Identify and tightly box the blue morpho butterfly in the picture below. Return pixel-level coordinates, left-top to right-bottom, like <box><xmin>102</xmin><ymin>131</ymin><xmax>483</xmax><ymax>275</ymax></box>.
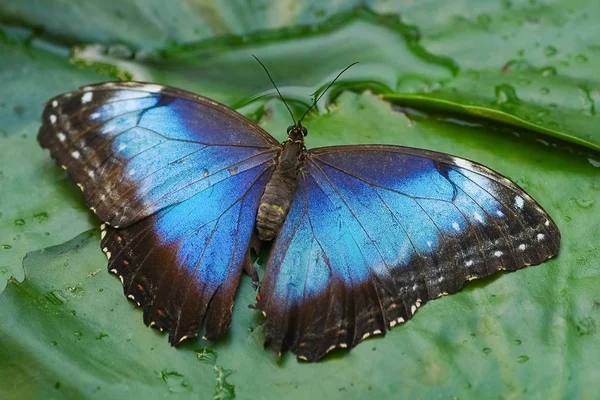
<box><xmin>38</xmin><ymin>60</ymin><xmax>560</xmax><ymax>362</ymax></box>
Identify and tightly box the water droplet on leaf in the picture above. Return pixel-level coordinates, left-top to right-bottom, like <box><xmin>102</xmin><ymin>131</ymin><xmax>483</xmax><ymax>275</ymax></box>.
<box><xmin>541</xmin><ymin>66</ymin><xmax>557</xmax><ymax>76</ymax></box>
<box><xmin>518</xmin><ymin>355</ymin><xmax>530</xmax><ymax>363</ymax></box>
<box><xmin>576</xmin><ymin>199</ymin><xmax>595</xmax><ymax>208</ymax></box>
<box><xmin>544</xmin><ymin>45</ymin><xmax>558</xmax><ymax>56</ymax></box>
<box><xmin>495</xmin><ymin>84</ymin><xmax>520</xmax><ymax>105</ymax></box>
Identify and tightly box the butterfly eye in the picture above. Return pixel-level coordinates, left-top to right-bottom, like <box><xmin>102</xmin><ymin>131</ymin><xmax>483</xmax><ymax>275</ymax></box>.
<box><xmin>287</xmin><ymin>125</ymin><xmax>295</xmax><ymax>134</ymax></box>
<box><xmin>301</xmin><ymin>127</ymin><xmax>308</xmax><ymax>136</ymax></box>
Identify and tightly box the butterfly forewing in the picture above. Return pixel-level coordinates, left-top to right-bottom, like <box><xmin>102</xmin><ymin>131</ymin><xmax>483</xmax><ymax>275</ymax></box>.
<box><xmin>258</xmin><ymin>145</ymin><xmax>560</xmax><ymax>361</ymax></box>
<box><xmin>38</xmin><ymin>82</ymin><xmax>279</xmax><ymax>227</ymax></box>
<box><xmin>38</xmin><ymin>82</ymin><xmax>279</xmax><ymax>343</ymax></box>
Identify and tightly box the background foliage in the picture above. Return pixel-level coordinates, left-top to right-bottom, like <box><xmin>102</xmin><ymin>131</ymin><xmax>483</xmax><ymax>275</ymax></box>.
<box><xmin>1</xmin><ymin>1</ymin><xmax>599</xmax><ymax>399</ymax></box>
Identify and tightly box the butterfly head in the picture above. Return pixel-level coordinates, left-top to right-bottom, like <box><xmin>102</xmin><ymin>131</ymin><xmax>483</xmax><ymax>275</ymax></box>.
<box><xmin>287</xmin><ymin>122</ymin><xmax>308</xmax><ymax>143</ymax></box>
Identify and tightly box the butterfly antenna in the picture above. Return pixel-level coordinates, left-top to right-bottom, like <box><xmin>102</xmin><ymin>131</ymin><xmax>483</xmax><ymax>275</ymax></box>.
<box><xmin>252</xmin><ymin>55</ymin><xmax>296</xmax><ymax>125</ymax></box>
<box><xmin>298</xmin><ymin>62</ymin><xmax>359</xmax><ymax>123</ymax></box>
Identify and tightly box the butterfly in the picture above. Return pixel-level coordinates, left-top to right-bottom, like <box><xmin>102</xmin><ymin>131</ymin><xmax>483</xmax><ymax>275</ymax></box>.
<box><xmin>37</xmin><ymin>78</ymin><xmax>560</xmax><ymax>362</ymax></box>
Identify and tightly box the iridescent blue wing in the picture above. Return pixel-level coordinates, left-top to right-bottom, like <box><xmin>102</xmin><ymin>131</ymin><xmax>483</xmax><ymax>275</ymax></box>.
<box><xmin>38</xmin><ymin>82</ymin><xmax>279</xmax><ymax>227</ymax></box>
<box><xmin>258</xmin><ymin>145</ymin><xmax>560</xmax><ymax>361</ymax></box>
<box><xmin>38</xmin><ymin>82</ymin><xmax>279</xmax><ymax>343</ymax></box>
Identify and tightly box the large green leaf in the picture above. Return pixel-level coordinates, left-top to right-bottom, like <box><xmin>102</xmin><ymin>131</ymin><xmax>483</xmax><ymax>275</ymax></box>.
<box><xmin>1</xmin><ymin>1</ymin><xmax>600</xmax><ymax>399</ymax></box>
<box><xmin>3</xmin><ymin>90</ymin><xmax>600</xmax><ymax>398</ymax></box>
<box><xmin>2</xmin><ymin>1</ymin><xmax>597</xmax><ymax>149</ymax></box>
<box><xmin>387</xmin><ymin>0</ymin><xmax>600</xmax><ymax>149</ymax></box>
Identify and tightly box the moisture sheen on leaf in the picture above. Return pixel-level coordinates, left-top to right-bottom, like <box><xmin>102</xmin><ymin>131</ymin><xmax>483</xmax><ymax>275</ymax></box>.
<box><xmin>0</xmin><ymin>39</ymin><xmax>107</xmax><ymax>292</ymax></box>
<box><xmin>388</xmin><ymin>0</ymin><xmax>600</xmax><ymax>149</ymax></box>
<box><xmin>6</xmin><ymin>2</ymin><xmax>598</xmax><ymax>149</ymax></box>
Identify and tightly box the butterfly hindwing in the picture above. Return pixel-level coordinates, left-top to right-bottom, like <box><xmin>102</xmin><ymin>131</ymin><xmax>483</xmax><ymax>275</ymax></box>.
<box><xmin>258</xmin><ymin>145</ymin><xmax>560</xmax><ymax>361</ymax></box>
<box><xmin>38</xmin><ymin>82</ymin><xmax>279</xmax><ymax>343</ymax></box>
<box><xmin>101</xmin><ymin>163</ymin><xmax>272</xmax><ymax>343</ymax></box>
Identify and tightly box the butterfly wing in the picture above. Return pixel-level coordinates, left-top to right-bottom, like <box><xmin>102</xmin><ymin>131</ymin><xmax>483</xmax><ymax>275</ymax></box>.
<box><xmin>38</xmin><ymin>82</ymin><xmax>279</xmax><ymax>227</ymax></box>
<box><xmin>257</xmin><ymin>145</ymin><xmax>560</xmax><ymax>361</ymax></box>
<box><xmin>38</xmin><ymin>82</ymin><xmax>279</xmax><ymax>343</ymax></box>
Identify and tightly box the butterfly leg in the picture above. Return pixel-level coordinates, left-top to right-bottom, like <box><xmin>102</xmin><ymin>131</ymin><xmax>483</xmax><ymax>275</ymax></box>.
<box><xmin>244</xmin><ymin>233</ymin><xmax>261</xmax><ymax>290</ymax></box>
<box><xmin>244</xmin><ymin>251</ymin><xmax>260</xmax><ymax>291</ymax></box>
<box><xmin>243</xmin><ymin>233</ymin><xmax>262</xmax><ymax>290</ymax></box>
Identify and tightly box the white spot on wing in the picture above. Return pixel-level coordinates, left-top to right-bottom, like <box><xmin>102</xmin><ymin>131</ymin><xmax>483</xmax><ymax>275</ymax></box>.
<box><xmin>90</xmin><ymin>112</ymin><xmax>100</xmax><ymax>120</ymax></box>
<box><xmin>128</xmin><ymin>169</ymin><xmax>136</xmax><ymax>176</ymax></box>
<box><xmin>362</xmin><ymin>333</ymin><xmax>370</xmax><ymax>340</ymax></box>
<box><xmin>51</xmin><ymin>100</ymin><xmax>58</xmax><ymax>107</ymax></box>
<box><xmin>427</xmin><ymin>241</ymin><xmax>432</xmax><ymax>248</ymax></box>
<box><xmin>452</xmin><ymin>157</ymin><xmax>472</xmax><ymax>170</ymax></box>
<box><xmin>473</xmin><ymin>212</ymin><xmax>484</xmax><ymax>223</ymax></box>
<box><xmin>339</xmin><ymin>343</ymin><xmax>348</xmax><ymax>349</ymax></box>
<box><xmin>88</xmin><ymin>170</ymin><xmax>95</xmax><ymax>178</ymax></box>
<box><xmin>57</xmin><ymin>132</ymin><xmax>66</xmax><ymax>142</ymax></box>
<box><xmin>537</xmin><ymin>233</ymin><xmax>545</xmax><ymax>241</ymax></box>
<box><xmin>515</xmin><ymin>196</ymin><xmax>524</xmax><ymax>209</ymax></box>
<box><xmin>466</xmin><ymin>260</ymin><xmax>474</xmax><ymax>267</ymax></box>
<box><xmin>518</xmin><ymin>244</ymin><xmax>527</xmax><ymax>250</ymax></box>
<box><xmin>49</xmin><ymin>114</ymin><xmax>57</xmax><ymax>124</ymax></box>
<box><xmin>71</xmin><ymin>151</ymin><xmax>80</xmax><ymax>160</ymax></box>
<box><xmin>139</xmin><ymin>84</ymin><xmax>163</xmax><ymax>93</ymax></box>
<box><xmin>81</xmin><ymin>92</ymin><xmax>93</xmax><ymax>104</ymax></box>
<box><xmin>118</xmin><ymin>143</ymin><xmax>127</xmax><ymax>151</ymax></box>
<box><xmin>373</xmin><ymin>330</ymin><xmax>382</xmax><ymax>335</ymax></box>
<box><xmin>496</xmin><ymin>210</ymin><xmax>505</xmax><ymax>217</ymax></box>
<box><xmin>452</xmin><ymin>221</ymin><xmax>460</xmax><ymax>231</ymax></box>
<box><xmin>411</xmin><ymin>305</ymin><xmax>417</xmax><ymax>315</ymax></box>
<box><xmin>544</xmin><ymin>220</ymin><xmax>550</xmax><ymax>226</ymax></box>
<box><xmin>178</xmin><ymin>335</ymin><xmax>189</xmax><ymax>344</ymax></box>
<box><xmin>494</xmin><ymin>250</ymin><xmax>503</xmax><ymax>257</ymax></box>
<box><xmin>101</xmin><ymin>230</ymin><xmax>106</xmax><ymax>239</ymax></box>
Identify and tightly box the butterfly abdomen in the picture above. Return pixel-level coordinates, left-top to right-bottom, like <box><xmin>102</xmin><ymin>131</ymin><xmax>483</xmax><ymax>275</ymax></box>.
<box><xmin>257</xmin><ymin>141</ymin><xmax>304</xmax><ymax>241</ymax></box>
<box><xmin>257</xmin><ymin>170</ymin><xmax>296</xmax><ymax>241</ymax></box>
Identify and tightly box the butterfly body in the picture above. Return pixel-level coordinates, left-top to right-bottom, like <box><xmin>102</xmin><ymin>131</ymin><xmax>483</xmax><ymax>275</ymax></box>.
<box><xmin>38</xmin><ymin>81</ymin><xmax>560</xmax><ymax>362</ymax></box>
<box><xmin>257</xmin><ymin>125</ymin><xmax>307</xmax><ymax>241</ymax></box>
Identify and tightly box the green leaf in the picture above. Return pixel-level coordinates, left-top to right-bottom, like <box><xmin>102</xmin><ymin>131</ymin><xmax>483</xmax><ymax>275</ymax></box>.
<box><xmin>0</xmin><ymin>0</ymin><xmax>365</xmax><ymax>49</ymax></box>
<box><xmin>3</xmin><ymin>91</ymin><xmax>600</xmax><ymax>398</ymax></box>
<box><xmin>1</xmin><ymin>1</ymin><xmax>600</xmax><ymax>398</ymax></box>
<box><xmin>0</xmin><ymin>39</ymin><xmax>114</xmax><ymax>291</ymax></box>
<box><xmin>390</xmin><ymin>0</ymin><xmax>600</xmax><ymax>149</ymax></box>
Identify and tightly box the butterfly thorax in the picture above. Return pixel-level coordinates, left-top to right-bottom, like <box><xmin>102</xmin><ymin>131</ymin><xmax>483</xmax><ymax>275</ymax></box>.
<box><xmin>256</xmin><ymin>126</ymin><xmax>306</xmax><ymax>241</ymax></box>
